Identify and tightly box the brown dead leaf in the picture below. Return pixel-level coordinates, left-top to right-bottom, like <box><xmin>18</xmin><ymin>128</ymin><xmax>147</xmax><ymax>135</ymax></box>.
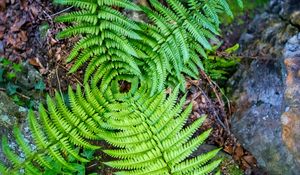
<box><xmin>20</xmin><ymin>0</ymin><xmax>28</xmax><ymax>10</ymax></box>
<box><xmin>0</xmin><ymin>26</ymin><xmax>5</xmax><ymax>39</ymax></box>
<box><xmin>50</xmin><ymin>37</ymin><xmax>58</xmax><ymax>46</ymax></box>
<box><xmin>29</xmin><ymin>5</ymin><xmax>39</xmax><ymax>18</ymax></box>
<box><xmin>223</xmin><ymin>144</ymin><xmax>234</xmax><ymax>154</ymax></box>
<box><xmin>19</xmin><ymin>30</ymin><xmax>28</xmax><ymax>42</ymax></box>
<box><xmin>234</xmin><ymin>145</ymin><xmax>244</xmax><ymax>158</ymax></box>
<box><xmin>186</xmin><ymin>79</ymin><xmax>199</xmax><ymax>89</ymax></box>
<box><xmin>29</xmin><ymin>58</ymin><xmax>48</xmax><ymax>75</ymax></box>
<box><xmin>66</xmin><ymin>63</ymin><xmax>73</xmax><ymax>70</ymax></box>
<box><xmin>39</xmin><ymin>68</ymin><xmax>48</xmax><ymax>75</ymax></box>
<box><xmin>242</xmin><ymin>155</ymin><xmax>256</xmax><ymax>165</ymax></box>
<box><xmin>137</xmin><ymin>0</ymin><xmax>149</xmax><ymax>6</ymax></box>
<box><xmin>29</xmin><ymin>57</ymin><xmax>43</xmax><ymax>67</ymax></box>
<box><xmin>11</xmin><ymin>17</ymin><xmax>27</xmax><ymax>32</ymax></box>
<box><xmin>192</xmin><ymin>100</ymin><xmax>199</xmax><ymax>111</ymax></box>
<box><xmin>214</xmin><ymin>135</ymin><xmax>225</xmax><ymax>146</ymax></box>
<box><xmin>165</xmin><ymin>87</ymin><xmax>172</xmax><ymax>94</ymax></box>
<box><xmin>241</xmin><ymin>158</ymin><xmax>251</xmax><ymax>169</ymax></box>
<box><xmin>7</xmin><ymin>34</ymin><xmax>15</xmax><ymax>46</ymax></box>
<box><xmin>0</xmin><ymin>0</ymin><xmax>5</xmax><ymax>11</ymax></box>
<box><xmin>55</xmin><ymin>47</ymin><xmax>62</xmax><ymax>61</ymax></box>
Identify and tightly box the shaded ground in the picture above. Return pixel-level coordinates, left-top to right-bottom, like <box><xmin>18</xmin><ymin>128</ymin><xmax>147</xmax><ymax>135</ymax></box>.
<box><xmin>0</xmin><ymin>0</ymin><xmax>82</xmax><ymax>95</ymax></box>
<box><xmin>0</xmin><ymin>0</ymin><xmax>267</xmax><ymax>174</ymax></box>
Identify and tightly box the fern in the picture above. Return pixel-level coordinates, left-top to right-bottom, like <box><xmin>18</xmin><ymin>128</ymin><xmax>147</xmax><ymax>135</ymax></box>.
<box><xmin>137</xmin><ymin>0</ymin><xmax>239</xmax><ymax>90</ymax></box>
<box><xmin>0</xmin><ymin>0</ymin><xmax>243</xmax><ymax>174</ymax></box>
<box><xmin>1</xmin><ymin>85</ymin><xmax>221</xmax><ymax>175</ymax></box>
<box><xmin>54</xmin><ymin>0</ymin><xmax>240</xmax><ymax>93</ymax></box>
<box><xmin>100</xmin><ymin>87</ymin><xmax>222</xmax><ymax>174</ymax></box>
<box><xmin>0</xmin><ymin>88</ymin><xmax>102</xmax><ymax>174</ymax></box>
<box><xmin>54</xmin><ymin>0</ymin><xmax>171</xmax><ymax>95</ymax></box>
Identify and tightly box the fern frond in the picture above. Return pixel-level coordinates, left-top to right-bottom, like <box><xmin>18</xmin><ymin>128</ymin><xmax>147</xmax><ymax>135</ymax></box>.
<box><xmin>54</xmin><ymin>0</ymin><xmax>98</xmax><ymax>13</ymax></box>
<box><xmin>55</xmin><ymin>11</ymin><xmax>98</xmax><ymax>24</ymax></box>
<box><xmin>0</xmin><ymin>85</ymin><xmax>111</xmax><ymax>174</ymax></box>
<box><xmin>98</xmin><ymin>6</ymin><xmax>141</xmax><ymax>31</ymax></box>
<box><xmin>102</xmin><ymin>88</ymin><xmax>221</xmax><ymax>174</ymax></box>
<box><xmin>54</xmin><ymin>1</ymin><xmax>162</xmax><ymax>95</ymax></box>
<box><xmin>237</xmin><ymin>0</ymin><xmax>244</xmax><ymax>8</ymax></box>
<box><xmin>172</xmin><ymin>148</ymin><xmax>221</xmax><ymax>174</ymax></box>
<box><xmin>57</xmin><ymin>25</ymin><xmax>100</xmax><ymax>39</ymax></box>
<box><xmin>97</xmin><ymin>0</ymin><xmax>141</xmax><ymax>11</ymax></box>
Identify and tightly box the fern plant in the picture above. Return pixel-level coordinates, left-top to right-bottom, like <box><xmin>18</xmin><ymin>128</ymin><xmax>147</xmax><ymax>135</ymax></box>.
<box><xmin>0</xmin><ymin>85</ymin><xmax>221</xmax><ymax>175</ymax></box>
<box><xmin>0</xmin><ymin>0</ymin><xmax>243</xmax><ymax>174</ymax></box>
<box><xmin>136</xmin><ymin>0</ymin><xmax>243</xmax><ymax>90</ymax></box>
<box><xmin>53</xmin><ymin>0</ymin><xmax>152</xmax><ymax>94</ymax></box>
<box><xmin>204</xmin><ymin>43</ymin><xmax>240</xmax><ymax>81</ymax></box>
<box><xmin>0</xmin><ymin>88</ymin><xmax>103</xmax><ymax>174</ymax></box>
<box><xmin>54</xmin><ymin>0</ymin><xmax>242</xmax><ymax>93</ymax></box>
<box><xmin>101</xmin><ymin>87</ymin><xmax>221</xmax><ymax>175</ymax></box>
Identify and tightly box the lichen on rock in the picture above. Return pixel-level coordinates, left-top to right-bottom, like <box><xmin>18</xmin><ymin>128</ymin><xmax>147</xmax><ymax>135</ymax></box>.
<box><xmin>0</xmin><ymin>91</ymin><xmax>34</xmax><ymax>168</ymax></box>
<box><xmin>230</xmin><ymin>0</ymin><xmax>300</xmax><ymax>174</ymax></box>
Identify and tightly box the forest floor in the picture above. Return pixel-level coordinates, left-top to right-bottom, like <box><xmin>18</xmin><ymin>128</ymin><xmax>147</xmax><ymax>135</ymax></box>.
<box><xmin>0</xmin><ymin>0</ymin><xmax>267</xmax><ymax>174</ymax></box>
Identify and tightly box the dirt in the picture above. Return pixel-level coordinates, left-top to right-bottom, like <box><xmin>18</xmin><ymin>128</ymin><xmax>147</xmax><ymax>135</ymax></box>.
<box><xmin>0</xmin><ymin>0</ymin><xmax>82</xmax><ymax>95</ymax></box>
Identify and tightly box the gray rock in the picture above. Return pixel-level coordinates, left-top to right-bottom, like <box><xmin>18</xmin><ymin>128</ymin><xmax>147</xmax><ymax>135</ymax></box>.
<box><xmin>230</xmin><ymin>60</ymin><xmax>299</xmax><ymax>174</ymax></box>
<box><xmin>269</xmin><ymin>0</ymin><xmax>282</xmax><ymax>14</ymax></box>
<box><xmin>284</xmin><ymin>33</ymin><xmax>300</xmax><ymax>58</ymax></box>
<box><xmin>262</xmin><ymin>23</ymin><xmax>285</xmax><ymax>43</ymax></box>
<box><xmin>0</xmin><ymin>92</ymin><xmax>34</xmax><ymax>168</ymax></box>
<box><xmin>279</xmin><ymin>0</ymin><xmax>300</xmax><ymax>20</ymax></box>
<box><xmin>281</xmin><ymin>34</ymin><xmax>300</xmax><ymax>168</ymax></box>
<box><xmin>0</xmin><ymin>91</ymin><xmax>27</xmax><ymax>127</ymax></box>
<box><xmin>239</xmin><ymin>33</ymin><xmax>254</xmax><ymax>46</ymax></box>
<box><xmin>0</xmin><ymin>40</ymin><xmax>4</xmax><ymax>54</ymax></box>
<box><xmin>16</xmin><ymin>61</ymin><xmax>43</xmax><ymax>90</ymax></box>
<box><xmin>230</xmin><ymin>1</ymin><xmax>300</xmax><ymax>174</ymax></box>
<box><xmin>290</xmin><ymin>11</ymin><xmax>300</xmax><ymax>27</ymax></box>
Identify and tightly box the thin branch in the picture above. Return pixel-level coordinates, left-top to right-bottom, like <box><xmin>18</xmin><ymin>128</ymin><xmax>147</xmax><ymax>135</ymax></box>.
<box><xmin>51</xmin><ymin>6</ymin><xmax>74</xmax><ymax>17</ymax></box>
<box><xmin>199</xmin><ymin>69</ymin><xmax>230</xmax><ymax>131</ymax></box>
<box><xmin>0</xmin><ymin>87</ymin><xmax>31</xmax><ymax>100</ymax></box>
<box><xmin>55</xmin><ymin>65</ymin><xmax>65</xmax><ymax>103</ymax></box>
<box><xmin>57</xmin><ymin>63</ymin><xmax>84</xmax><ymax>87</ymax></box>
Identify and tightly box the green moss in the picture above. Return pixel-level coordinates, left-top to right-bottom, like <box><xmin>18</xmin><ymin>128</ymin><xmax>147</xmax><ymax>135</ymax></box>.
<box><xmin>221</xmin><ymin>158</ymin><xmax>244</xmax><ymax>175</ymax></box>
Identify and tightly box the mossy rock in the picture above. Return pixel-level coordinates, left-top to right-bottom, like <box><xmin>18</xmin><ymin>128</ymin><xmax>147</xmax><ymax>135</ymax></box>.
<box><xmin>0</xmin><ymin>91</ymin><xmax>27</xmax><ymax>128</ymax></box>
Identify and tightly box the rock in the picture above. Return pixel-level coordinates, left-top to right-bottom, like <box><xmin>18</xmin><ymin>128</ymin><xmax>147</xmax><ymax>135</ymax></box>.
<box><xmin>239</xmin><ymin>33</ymin><xmax>254</xmax><ymax>46</ymax></box>
<box><xmin>279</xmin><ymin>0</ymin><xmax>300</xmax><ymax>20</ymax></box>
<box><xmin>0</xmin><ymin>91</ymin><xmax>27</xmax><ymax>127</ymax></box>
<box><xmin>0</xmin><ymin>40</ymin><xmax>4</xmax><ymax>53</ymax></box>
<box><xmin>230</xmin><ymin>60</ymin><xmax>296</xmax><ymax>174</ymax></box>
<box><xmin>268</xmin><ymin>0</ymin><xmax>282</xmax><ymax>14</ymax></box>
<box><xmin>230</xmin><ymin>1</ymin><xmax>300</xmax><ymax>174</ymax></box>
<box><xmin>281</xmin><ymin>34</ymin><xmax>300</xmax><ymax>166</ymax></box>
<box><xmin>262</xmin><ymin>22</ymin><xmax>285</xmax><ymax>43</ymax></box>
<box><xmin>290</xmin><ymin>11</ymin><xmax>300</xmax><ymax>27</ymax></box>
<box><xmin>0</xmin><ymin>91</ymin><xmax>34</xmax><ymax>168</ymax></box>
<box><xmin>284</xmin><ymin>33</ymin><xmax>300</xmax><ymax>58</ymax></box>
<box><xmin>239</xmin><ymin>12</ymin><xmax>288</xmax><ymax>58</ymax></box>
<box><xmin>16</xmin><ymin>61</ymin><xmax>43</xmax><ymax>90</ymax></box>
